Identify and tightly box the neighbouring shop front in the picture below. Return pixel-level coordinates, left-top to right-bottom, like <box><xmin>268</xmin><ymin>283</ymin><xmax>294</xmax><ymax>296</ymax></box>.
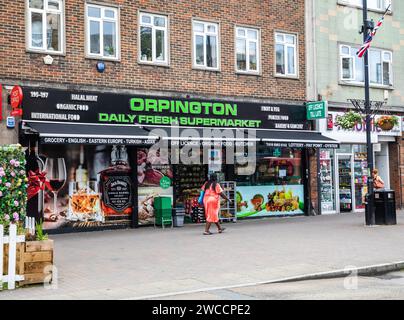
<box><xmin>318</xmin><ymin>111</ymin><xmax>402</xmax><ymax>214</ymax></box>
<box><xmin>20</xmin><ymin>86</ymin><xmax>338</xmax><ymax>233</ymax></box>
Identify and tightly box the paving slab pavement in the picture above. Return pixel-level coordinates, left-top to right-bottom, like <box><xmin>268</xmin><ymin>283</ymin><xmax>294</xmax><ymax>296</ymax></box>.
<box><xmin>1</xmin><ymin>212</ymin><xmax>404</xmax><ymax>300</ymax></box>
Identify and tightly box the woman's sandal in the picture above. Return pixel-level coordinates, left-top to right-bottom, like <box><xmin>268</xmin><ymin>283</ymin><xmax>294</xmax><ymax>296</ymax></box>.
<box><xmin>218</xmin><ymin>227</ymin><xmax>226</xmax><ymax>233</ymax></box>
<box><xmin>203</xmin><ymin>231</ymin><xmax>213</xmax><ymax>235</ymax></box>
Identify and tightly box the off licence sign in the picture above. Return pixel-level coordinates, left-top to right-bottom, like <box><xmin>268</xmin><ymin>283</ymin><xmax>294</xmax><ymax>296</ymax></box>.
<box><xmin>306</xmin><ymin>101</ymin><xmax>327</xmax><ymax>120</ymax></box>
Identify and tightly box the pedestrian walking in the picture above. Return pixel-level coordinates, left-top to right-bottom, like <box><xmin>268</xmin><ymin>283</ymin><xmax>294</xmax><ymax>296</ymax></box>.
<box><xmin>200</xmin><ymin>173</ymin><xmax>231</xmax><ymax>235</ymax></box>
<box><xmin>372</xmin><ymin>169</ymin><xmax>385</xmax><ymax>190</ymax></box>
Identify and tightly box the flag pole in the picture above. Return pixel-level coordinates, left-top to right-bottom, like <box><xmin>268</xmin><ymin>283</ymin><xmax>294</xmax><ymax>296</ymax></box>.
<box><xmin>362</xmin><ymin>0</ymin><xmax>375</xmax><ymax>226</ymax></box>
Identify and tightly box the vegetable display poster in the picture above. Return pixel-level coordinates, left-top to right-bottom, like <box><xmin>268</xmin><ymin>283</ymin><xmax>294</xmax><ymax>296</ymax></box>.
<box><xmin>236</xmin><ymin>185</ymin><xmax>304</xmax><ymax>218</ymax></box>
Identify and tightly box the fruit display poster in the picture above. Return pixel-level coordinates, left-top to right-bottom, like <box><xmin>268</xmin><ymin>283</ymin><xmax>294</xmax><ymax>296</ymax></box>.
<box><xmin>236</xmin><ymin>185</ymin><xmax>304</xmax><ymax>218</ymax></box>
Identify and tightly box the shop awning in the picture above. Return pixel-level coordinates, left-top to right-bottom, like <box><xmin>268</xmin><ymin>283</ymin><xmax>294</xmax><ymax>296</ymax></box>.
<box><xmin>145</xmin><ymin>126</ymin><xmax>256</xmax><ymax>147</ymax></box>
<box><xmin>245</xmin><ymin>130</ymin><xmax>340</xmax><ymax>149</ymax></box>
<box><xmin>143</xmin><ymin>126</ymin><xmax>339</xmax><ymax>148</ymax></box>
<box><xmin>23</xmin><ymin>121</ymin><xmax>159</xmax><ymax>146</ymax></box>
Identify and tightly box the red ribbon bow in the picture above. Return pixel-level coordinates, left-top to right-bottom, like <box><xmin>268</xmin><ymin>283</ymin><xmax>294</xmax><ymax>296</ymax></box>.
<box><xmin>27</xmin><ymin>170</ymin><xmax>47</xmax><ymax>200</ymax></box>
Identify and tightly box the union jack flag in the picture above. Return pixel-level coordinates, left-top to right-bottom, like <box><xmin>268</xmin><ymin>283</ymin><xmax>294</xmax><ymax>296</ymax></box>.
<box><xmin>357</xmin><ymin>3</ymin><xmax>391</xmax><ymax>58</ymax></box>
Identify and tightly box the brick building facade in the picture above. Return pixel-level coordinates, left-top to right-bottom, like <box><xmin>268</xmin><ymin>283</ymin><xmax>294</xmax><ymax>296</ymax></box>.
<box><xmin>0</xmin><ymin>0</ymin><xmax>306</xmax><ymax>99</ymax></box>
<box><xmin>1</xmin><ymin>0</ymin><xmax>334</xmax><ymax>231</ymax></box>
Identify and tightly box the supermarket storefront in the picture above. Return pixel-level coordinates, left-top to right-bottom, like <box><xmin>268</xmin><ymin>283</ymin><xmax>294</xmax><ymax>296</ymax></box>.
<box><xmin>20</xmin><ymin>86</ymin><xmax>338</xmax><ymax>232</ymax></box>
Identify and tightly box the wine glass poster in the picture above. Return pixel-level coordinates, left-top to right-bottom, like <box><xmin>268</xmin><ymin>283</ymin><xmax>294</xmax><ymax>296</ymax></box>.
<box><xmin>34</xmin><ymin>144</ymin><xmax>145</xmax><ymax>231</ymax></box>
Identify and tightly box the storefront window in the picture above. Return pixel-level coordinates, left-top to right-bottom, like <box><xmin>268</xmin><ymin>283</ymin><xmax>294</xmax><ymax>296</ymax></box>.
<box><xmin>353</xmin><ymin>148</ymin><xmax>368</xmax><ymax>210</ymax></box>
<box><xmin>336</xmin><ymin>144</ymin><xmax>352</xmax><ymax>153</ymax></box>
<box><xmin>235</xmin><ymin>147</ymin><xmax>304</xmax><ymax>218</ymax></box>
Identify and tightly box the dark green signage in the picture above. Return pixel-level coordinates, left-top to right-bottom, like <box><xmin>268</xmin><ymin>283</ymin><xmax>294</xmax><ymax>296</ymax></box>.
<box><xmin>22</xmin><ymin>88</ymin><xmax>310</xmax><ymax>130</ymax></box>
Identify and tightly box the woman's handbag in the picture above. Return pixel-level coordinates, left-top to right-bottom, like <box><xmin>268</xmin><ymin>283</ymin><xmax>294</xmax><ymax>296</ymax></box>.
<box><xmin>198</xmin><ymin>190</ymin><xmax>205</xmax><ymax>206</ymax></box>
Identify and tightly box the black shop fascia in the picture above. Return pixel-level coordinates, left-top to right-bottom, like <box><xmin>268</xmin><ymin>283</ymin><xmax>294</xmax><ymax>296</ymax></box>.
<box><xmin>19</xmin><ymin>87</ymin><xmax>338</xmax><ymax>233</ymax></box>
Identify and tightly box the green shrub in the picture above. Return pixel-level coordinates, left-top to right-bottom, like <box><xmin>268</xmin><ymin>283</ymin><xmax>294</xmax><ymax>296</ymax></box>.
<box><xmin>0</xmin><ymin>144</ymin><xmax>28</xmax><ymax>233</ymax></box>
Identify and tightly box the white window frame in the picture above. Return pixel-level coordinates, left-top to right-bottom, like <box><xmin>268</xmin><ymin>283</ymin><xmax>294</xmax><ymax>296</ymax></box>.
<box><xmin>138</xmin><ymin>12</ymin><xmax>169</xmax><ymax>66</ymax></box>
<box><xmin>192</xmin><ymin>20</ymin><xmax>220</xmax><ymax>71</ymax></box>
<box><xmin>275</xmin><ymin>32</ymin><xmax>298</xmax><ymax>78</ymax></box>
<box><xmin>26</xmin><ymin>0</ymin><xmax>65</xmax><ymax>54</ymax></box>
<box><xmin>235</xmin><ymin>26</ymin><xmax>260</xmax><ymax>74</ymax></box>
<box><xmin>340</xmin><ymin>45</ymin><xmax>354</xmax><ymax>81</ymax></box>
<box><xmin>339</xmin><ymin>44</ymin><xmax>393</xmax><ymax>87</ymax></box>
<box><xmin>85</xmin><ymin>3</ymin><xmax>120</xmax><ymax>61</ymax></box>
<box><xmin>338</xmin><ymin>0</ymin><xmax>391</xmax><ymax>12</ymax></box>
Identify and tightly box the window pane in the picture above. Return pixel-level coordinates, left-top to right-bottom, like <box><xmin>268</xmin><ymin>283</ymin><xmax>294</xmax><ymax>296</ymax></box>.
<box><xmin>276</xmin><ymin>44</ymin><xmax>285</xmax><ymax>74</ymax></box>
<box><xmin>207</xmin><ymin>25</ymin><xmax>216</xmax><ymax>33</ymax></box>
<box><xmin>285</xmin><ymin>35</ymin><xmax>295</xmax><ymax>44</ymax></box>
<box><xmin>29</xmin><ymin>0</ymin><xmax>43</xmax><ymax>9</ymax></box>
<box><xmin>194</xmin><ymin>22</ymin><xmax>204</xmax><ymax>32</ymax></box>
<box><xmin>47</xmin><ymin>0</ymin><xmax>59</xmax><ymax>10</ymax></box>
<box><xmin>206</xmin><ymin>35</ymin><xmax>217</xmax><ymax>68</ymax></box>
<box><xmin>342</xmin><ymin>57</ymin><xmax>353</xmax><ymax>79</ymax></box>
<box><xmin>247</xmin><ymin>29</ymin><xmax>257</xmax><ymax>40</ymax></box>
<box><xmin>287</xmin><ymin>46</ymin><xmax>295</xmax><ymax>74</ymax></box>
<box><xmin>195</xmin><ymin>35</ymin><xmax>204</xmax><ymax>65</ymax></box>
<box><xmin>249</xmin><ymin>41</ymin><xmax>257</xmax><ymax>71</ymax></box>
<box><xmin>383</xmin><ymin>61</ymin><xmax>390</xmax><ymax>85</ymax></box>
<box><xmin>154</xmin><ymin>16</ymin><xmax>165</xmax><ymax>27</ymax></box>
<box><xmin>141</xmin><ymin>15</ymin><xmax>151</xmax><ymax>24</ymax></box>
<box><xmin>103</xmin><ymin>21</ymin><xmax>116</xmax><ymax>57</ymax></box>
<box><xmin>46</xmin><ymin>13</ymin><xmax>60</xmax><ymax>51</ymax></box>
<box><xmin>369</xmin><ymin>50</ymin><xmax>382</xmax><ymax>84</ymax></box>
<box><xmin>90</xmin><ymin>20</ymin><xmax>100</xmax><ymax>54</ymax></box>
<box><xmin>276</xmin><ymin>34</ymin><xmax>284</xmax><ymax>43</ymax></box>
<box><xmin>31</xmin><ymin>12</ymin><xmax>43</xmax><ymax>48</ymax></box>
<box><xmin>104</xmin><ymin>9</ymin><xmax>115</xmax><ymax>19</ymax></box>
<box><xmin>155</xmin><ymin>29</ymin><xmax>165</xmax><ymax>61</ymax></box>
<box><xmin>140</xmin><ymin>26</ymin><xmax>152</xmax><ymax>61</ymax></box>
<box><xmin>383</xmin><ymin>52</ymin><xmax>391</xmax><ymax>61</ymax></box>
<box><xmin>88</xmin><ymin>6</ymin><xmax>101</xmax><ymax>18</ymax></box>
<box><xmin>354</xmin><ymin>54</ymin><xmax>364</xmax><ymax>82</ymax></box>
<box><xmin>341</xmin><ymin>46</ymin><xmax>350</xmax><ymax>55</ymax></box>
<box><xmin>236</xmin><ymin>39</ymin><xmax>246</xmax><ymax>71</ymax></box>
<box><xmin>237</xmin><ymin>29</ymin><xmax>246</xmax><ymax>37</ymax></box>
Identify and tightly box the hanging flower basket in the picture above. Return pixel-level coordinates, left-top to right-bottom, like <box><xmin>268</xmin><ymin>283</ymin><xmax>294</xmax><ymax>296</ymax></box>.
<box><xmin>376</xmin><ymin>115</ymin><xmax>398</xmax><ymax>131</ymax></box>
<box><xmin>335</xmin><ymin>111</ymin><xmax>363</xmax><ymax>130</ymax></box>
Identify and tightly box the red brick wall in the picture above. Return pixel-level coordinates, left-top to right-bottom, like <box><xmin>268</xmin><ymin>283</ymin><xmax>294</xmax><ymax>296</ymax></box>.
<box><xmin>0</xmin><ymin>0</ymin><xmax>306</xmax><ymax>100</ymax></box>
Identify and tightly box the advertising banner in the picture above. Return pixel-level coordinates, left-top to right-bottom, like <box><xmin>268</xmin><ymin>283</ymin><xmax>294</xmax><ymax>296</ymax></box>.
<box><xmin>137</xmin><ymin>148</ymin><xmax>173</xmax><ymax>225</ymax></box>
<box><xmin>36</xmin><ymin>144</ymin><xmax>137</xmax><ymax>231</ymax></box>
<box><xmin>22</xmin><ymin>87</ymin><xmax>309</xmax><ymax>130</ymax></box>
<box><xmin>236</xmin><ymin>185</ymin><xmax>304</xmax><ymax>218</ymax></box>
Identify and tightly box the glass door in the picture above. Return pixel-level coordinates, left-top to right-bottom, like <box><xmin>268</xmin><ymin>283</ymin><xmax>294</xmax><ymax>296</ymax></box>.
<box><xmin>353</xmin><ymin>152</ymin><xmax>368</xmax><ymax>211</ymax></box>
<box><xmin>320</xmin><ymin>150</ymin><xmax>336</xmax><ymax>213</ymax></box>
<box><xmin>337</xmin><ymin>155</ymin><xmax>353</xmax><ymax>212</ymax></box>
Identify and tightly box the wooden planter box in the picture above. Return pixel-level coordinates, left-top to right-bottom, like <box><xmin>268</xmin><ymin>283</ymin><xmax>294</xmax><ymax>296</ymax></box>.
<box><xmin>2</xmin><ymin>239</ymin><xmax>54</xmax><ymax>287</ymax></box>
<box><xmin>21</xmin><ymin>240</ymin><xmax>54</xmax><ymax>285</ymax></box>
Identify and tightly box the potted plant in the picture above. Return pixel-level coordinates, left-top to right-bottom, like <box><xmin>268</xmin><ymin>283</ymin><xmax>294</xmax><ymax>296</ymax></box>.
<box><xmin>376</xmin><ymin>115</ymin><xmax>398</xmax><ymax>131</ymax></box>
<box><xmin>335</xmin><ymin>111</ymin><xmax>363</xmax><ymax>130</ymax></box>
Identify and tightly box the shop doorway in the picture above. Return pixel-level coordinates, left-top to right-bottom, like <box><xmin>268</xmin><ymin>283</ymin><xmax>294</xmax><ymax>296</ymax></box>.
<box><xmin>336</xmin><ymin>154</ymin><xmax>353</xmax><ymax>213</ymax></box>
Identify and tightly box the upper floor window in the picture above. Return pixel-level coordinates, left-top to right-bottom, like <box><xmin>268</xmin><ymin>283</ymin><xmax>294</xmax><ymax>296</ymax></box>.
<box><xmin>27</xmin><ymin>0</ymin><xmax>64</xmax><ymax>53</ymax></box>
<box><xmin>340</xmin><ymin>45</ymin><xmax>393</xmax><ymax>86</ymax></box>
<box><xmin>193</xmin><ymin>20</ymin><xmax>219</xmax><ymax>70</ymax></box>
<box><xmin>236</xmin><ymin>26</ymin><xmax>260</xmax><ymax>74</ymax></box>
<box><xmin>139</xmin><ymin>12</ymin><xmax>168</xmax><ymax>65</ymax></box>
<box><xmin>85</xmin><ymin>4</ymin><xmax>119</xmax><ymax>60</ymax></box>
<box><xmin>275</xmin><ymin>32</ymin><xmax>297</xmax><ymax>77</ymax></box>
<box><xmin>340</xmin><ymin>0</ymin><xmax>390</xmax><ymax>11</ymax></box>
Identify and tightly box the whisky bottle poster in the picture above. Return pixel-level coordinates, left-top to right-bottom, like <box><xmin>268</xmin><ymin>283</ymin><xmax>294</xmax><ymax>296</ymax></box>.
<box><xmin>37</xmin><ymin>144</ymin><xmax>136</xmax><ymax>231</ymax></box>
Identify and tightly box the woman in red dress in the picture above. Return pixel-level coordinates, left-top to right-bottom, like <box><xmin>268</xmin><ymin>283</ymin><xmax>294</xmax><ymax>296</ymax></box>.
<box><xmin>201</xmin><ymin>173</ymin><xmax>232</xmax><ymax>235</ymax></box>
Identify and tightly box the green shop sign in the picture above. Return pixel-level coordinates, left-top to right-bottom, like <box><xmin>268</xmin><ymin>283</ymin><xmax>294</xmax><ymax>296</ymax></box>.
<box><xmin>306</xmin><ymin>101</ymin><xmax>327</xmax><ymax>120</ymax></box>
<box><xmin>22</xmin><ymin>88</ymin><xmax>310</xmax><ymax>130</ymax></box>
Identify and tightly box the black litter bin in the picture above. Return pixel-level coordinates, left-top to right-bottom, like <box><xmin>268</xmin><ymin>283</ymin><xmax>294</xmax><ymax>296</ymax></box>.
<box><xmin>374</xmin><ymin>190</ymin><xmax>397</xmax><ymax>225</ymax></box>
